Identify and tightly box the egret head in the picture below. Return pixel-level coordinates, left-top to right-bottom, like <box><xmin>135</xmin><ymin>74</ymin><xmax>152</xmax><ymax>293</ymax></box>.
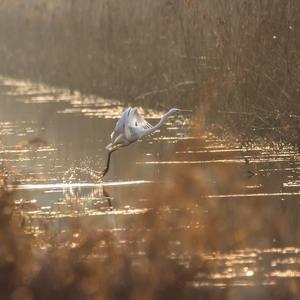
<box><xmin>169</xmin><ymin>108</ymin><xmax>181</xmax><ymax>114</ymax></box>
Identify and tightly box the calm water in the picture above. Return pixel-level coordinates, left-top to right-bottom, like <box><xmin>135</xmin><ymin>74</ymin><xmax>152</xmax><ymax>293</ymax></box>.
<box><xmin>0</xmin><ymin>76</ymin><xmax>300</xmax><ymax>295</ymax></box>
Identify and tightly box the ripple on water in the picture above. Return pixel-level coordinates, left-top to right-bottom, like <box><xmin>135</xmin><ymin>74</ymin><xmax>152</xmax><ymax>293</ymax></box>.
<box><xmin>188</xmin><ymin>247</ymin><xmax>300</xmax><ymax>288</ymax></box>
<box><xmin>0</xmin><ymin>76</ymin><xmax>167</xmax><ymax>120</ymax></box>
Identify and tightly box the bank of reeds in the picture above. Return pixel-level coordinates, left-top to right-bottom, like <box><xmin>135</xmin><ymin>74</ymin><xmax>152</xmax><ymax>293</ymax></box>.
<box><xmin>0</xmin><ymin>0</ymin><xmax>299</xmax><ymax>141</ymax></box>
<box><xmin>1</xmin><ymin>135</ymin><xmax>300</xmax><ymax>299</ymax></box>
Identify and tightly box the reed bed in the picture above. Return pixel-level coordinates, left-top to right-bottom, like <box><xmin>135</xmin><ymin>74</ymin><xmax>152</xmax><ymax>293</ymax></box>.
<box><xmin>0</xmin><ymin>0</ymin><xmax>299</xmax><ymax>142</ymax></box>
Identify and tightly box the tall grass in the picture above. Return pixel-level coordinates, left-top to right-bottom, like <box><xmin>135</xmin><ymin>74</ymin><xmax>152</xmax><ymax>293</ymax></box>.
<box><xmin>0</xmin><ymin>0</ymin><xmax>299</xmax><ymax>140</ymax></box>
<box><xmin>1</xmin><ymin>134</ymin><xmax>300</xmax><ymax>299</ymax></box>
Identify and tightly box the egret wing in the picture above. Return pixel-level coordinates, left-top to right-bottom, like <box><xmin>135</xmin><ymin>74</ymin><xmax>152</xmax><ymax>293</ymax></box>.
<box><xmin>130</xmin><ymin>107</ymin><xmax>153</xmax><ymax>129</ymax></box>
<box><xmin>110</xmin><ymin>107</ymin><xmax>132</xmax><ymax>142</ymax></box>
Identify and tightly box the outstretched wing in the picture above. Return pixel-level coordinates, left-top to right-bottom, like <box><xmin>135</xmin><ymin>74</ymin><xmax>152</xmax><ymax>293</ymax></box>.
<box><xmin>108</xmin><ymin>107</ymin><xmax>153</xmax><ymax>150</ymax></box>
<box><xmin>129</xmin><ymin>107</ymin><xmax>153</xmax><ymax>129</ymax></box>
<box><xmin>110</xmin><ymin>107</ymin><xmax>132</xmax><ymax>142</ymax></box>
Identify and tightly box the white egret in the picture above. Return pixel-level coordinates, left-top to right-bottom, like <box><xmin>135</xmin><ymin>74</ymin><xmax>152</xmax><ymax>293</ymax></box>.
<box><xmin>100</xmin><ymin>107</ymin><xmax>190</xmax><ymax>178</ymax></box>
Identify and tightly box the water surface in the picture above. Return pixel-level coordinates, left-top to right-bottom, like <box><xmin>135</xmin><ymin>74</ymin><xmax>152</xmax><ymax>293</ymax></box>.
<box><xmin>0</xmin><ymin>76</ymin><xmax>299</xmax><ymax>295</ymax></box>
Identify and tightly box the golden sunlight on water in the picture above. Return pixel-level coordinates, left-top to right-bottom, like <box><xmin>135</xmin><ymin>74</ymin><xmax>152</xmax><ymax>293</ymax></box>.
<box><xmin>0</xmin><ymin>76</ymin><xmax>300</xmax><ymax>296</ymax></box>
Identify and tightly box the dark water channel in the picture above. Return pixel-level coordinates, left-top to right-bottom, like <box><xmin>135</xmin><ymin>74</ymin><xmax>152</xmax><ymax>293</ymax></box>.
<box><xmin>0</xmin><ymin>76</ymin><xmax>300</xmax><ymax>296</ymax></box>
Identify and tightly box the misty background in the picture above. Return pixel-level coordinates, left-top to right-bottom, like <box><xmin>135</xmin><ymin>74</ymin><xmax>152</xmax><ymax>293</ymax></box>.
<box><xmin>0</xmin><ymin>0</ymin><xmax>299</xmax><ymax>142</ymax></box>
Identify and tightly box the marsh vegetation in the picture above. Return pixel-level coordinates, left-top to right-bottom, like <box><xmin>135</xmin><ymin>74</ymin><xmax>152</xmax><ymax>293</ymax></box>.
<box><xmin>0</xmin><ymin>0</ymin><xmax>299</xmax><ymax>142</ymax></box>
<box><xmin>0</xmin><ymin>1</ymin><xmax>299</xmax><ymax>299</ymax></box>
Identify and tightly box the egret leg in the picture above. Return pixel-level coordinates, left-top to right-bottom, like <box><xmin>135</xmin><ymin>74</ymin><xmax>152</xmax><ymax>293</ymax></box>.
<box><xmin>101</xmin><ymin>150</ymin><xmax>113</xmax><ymax>178</ymax></box>
<box><xmin>100</xmin><ymin>145</ymin><xmax>121</xmax><ymax>180</ymax></box>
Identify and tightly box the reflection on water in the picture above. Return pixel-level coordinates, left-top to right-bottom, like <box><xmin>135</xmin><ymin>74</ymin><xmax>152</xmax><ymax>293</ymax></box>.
<box><xmin>13</xmin><ymin>180</ymin><xmax>152</xmax><ymax>191</ymax></box>
<box><xmin>194</xmin><ymin>247</ymin><xmax>300</xmax><ymax>287</ymax></box>
<box><xmin>0</xmin><ymin>76</ymin><xmax>300</xmax><ymax>294</ymax></box>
